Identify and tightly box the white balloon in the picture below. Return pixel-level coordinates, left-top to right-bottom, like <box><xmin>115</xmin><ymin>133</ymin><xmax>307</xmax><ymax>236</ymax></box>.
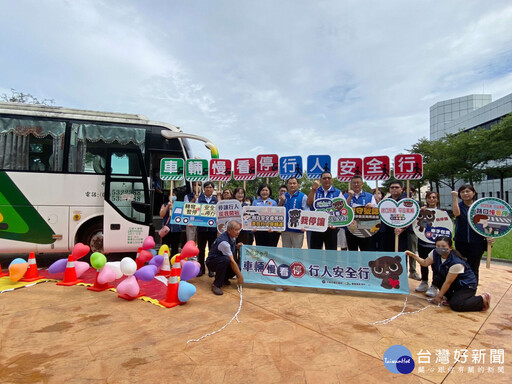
<box><xmin>105</xmin><ymin>261</ymin><xmax>123</xmax><ymax>279</ymax></box>
<box><xmin>120</xmin><ymin>258</ymin><xmax>137</xmax><ymax>276</ymax></box>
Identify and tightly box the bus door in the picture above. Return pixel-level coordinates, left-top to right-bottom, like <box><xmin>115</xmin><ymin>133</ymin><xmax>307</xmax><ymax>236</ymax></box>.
<box><xmin>103</xmin><ymin>148</ymin><xmax>151</xmax><ymax>253</ymax></box>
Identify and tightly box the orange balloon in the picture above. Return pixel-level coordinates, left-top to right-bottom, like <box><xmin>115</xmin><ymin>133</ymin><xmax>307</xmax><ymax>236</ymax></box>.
<box><xmin>9</xmin><ymin>263</ymin><xmax>28</xmax><ymax>282</ymax></box>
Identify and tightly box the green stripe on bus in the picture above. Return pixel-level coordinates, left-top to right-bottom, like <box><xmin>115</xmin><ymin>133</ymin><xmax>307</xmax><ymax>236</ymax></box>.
<box><xmin>0</xmin><ymin>171</ymin><xmax>55</xmax><ymax>244</ymax></box>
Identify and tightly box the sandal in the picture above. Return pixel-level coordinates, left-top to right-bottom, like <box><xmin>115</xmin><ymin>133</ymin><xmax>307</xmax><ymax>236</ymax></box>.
<box><xmin>482</xmin><ymin>293</ymin><xmax>491</xmax><ymax>311</ymax></box>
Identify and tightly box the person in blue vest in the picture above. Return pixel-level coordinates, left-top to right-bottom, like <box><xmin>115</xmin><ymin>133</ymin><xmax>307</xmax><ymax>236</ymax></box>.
<box><xmin>278</xmin><ymin>177</ymin><xmax>308</xmax><ymax>248</ymax></box>
<box><xmin>306</xmin><ymin>171</ymin><xmax>344</xmax><ymax>250</ymax></box>
<box><xmin>196</xmin><ymin>181</ymin><xmax>218</xmax><ymax>277</ymax></box>
<box><xmin>405</xmin><ymin>236</ymin><xmax>491</xmax><ymax>312</ymax></box>
<box><xmin>206</xmin><ymin>221</ymin><xmax>244</xmax><ymax>295</ymax></box>
<box><xmin>343</xmin><ymin>175</ymin><xmax>377</xmax><ymax>251</ymax></box>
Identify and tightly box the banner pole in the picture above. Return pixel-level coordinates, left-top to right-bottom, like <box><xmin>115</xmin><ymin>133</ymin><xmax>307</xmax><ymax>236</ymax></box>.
<box><xmin>395</xmin><ymin>233</ymin><xmax>399</xmax><ymax>253</ymax></box>
<box><xmin>266</xmin><ymin>177</ymin><xmax>269</xmax><ymax>184</ymax></box>
<box><xmin>407</xmin><ymin>180</ymin><xmax>410</xmax><ymax>198</ymax></box>
<box><xmin>171</xmin><ymin>180</ymin><xmax>174</xmax><ymax>198</ymax></box>
<box><xmin>244</xmin><ymin>180</ymin><xmax>246</xmax><ymax>190</ymax></box>
<box><xmin>486</xmin><ymin>239</ymin><xmax>491</xmax><ymax>269</ymax></box>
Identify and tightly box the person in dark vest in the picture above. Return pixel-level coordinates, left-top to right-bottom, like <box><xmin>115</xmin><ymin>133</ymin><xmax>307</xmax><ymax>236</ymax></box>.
<box><xmin>196</xmin><ymin>181</ymin><xmax>218</xmax><ymax>277</ymax></box>
<box><xmin>206</xmin><ymin>221</ymin><xmax>244</xmax><ymax>295</ymax></box>
<box><xmin>406</xmin><ymin>236</ymin><xmax>491</xmax><ymax>312</ymax></box>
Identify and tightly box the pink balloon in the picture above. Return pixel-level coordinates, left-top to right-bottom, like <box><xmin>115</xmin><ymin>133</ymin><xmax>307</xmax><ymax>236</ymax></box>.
<box><xmin>105</xmin><ymin>262</ymin><xmax>123</xmax><ymax>279</ymax></box>
<box><xmin>98</xmin><ymin>265</ymin><xmax>116</xmax><ymax>284</ymax></box>
<box><xmin>180</xmin><ymin>241</ymin><xmax>199</xmax><ymax>259</ymax></box>
<box><xmin>142</xmin><ymin>236</ymin><xmax>155</xmax><ymax>251</ymax></box>
<box><xmin>72</xmin><ymin>243</ymin><xmax>90</xmax><ymax>261</ymax></box>
<box><xmin>193</xmin><ymin>261</ymin><xmax>201</xmax><ymax>270</ymax></box>
<box><xmin>138</xmin><ymin>250</ymin><xmax>153</xmax><ymax>264</ymax></box>
<box><xmin>134</xmin><ymin>265</ymin><xmax>156</xmax><ymax>282</ymax></box>
<box><xmin>148</xmin><ymin>255</ymin><xmax>164</xmax><ymax>268</ymax></box>
<box><xmin>48</xmin><ymin>258</ymin><xmax>67</xmax><ymax>274</ymax></box>
<box><xmin>117</xmin><ymin>275</ymin><xmax>139</xmax><ymax>297</ymax></box>
<box><xmin>180</xmin><ymin>261</ymin><xmax>200</xmax><ymax>281</ymax></box>
<box><xmin>75</xmin><ymin>261</ymin><xmax>90</xmax><ymax>278</ymax></box>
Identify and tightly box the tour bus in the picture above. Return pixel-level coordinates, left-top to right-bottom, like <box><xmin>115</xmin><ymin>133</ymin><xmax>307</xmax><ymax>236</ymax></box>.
<box><xmin>0</xmin><ymin>102</ymin><xmax>218</xmax><ymax>255</ymax></box>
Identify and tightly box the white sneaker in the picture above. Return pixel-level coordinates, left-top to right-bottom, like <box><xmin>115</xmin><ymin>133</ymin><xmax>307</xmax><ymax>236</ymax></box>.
<box><xmin>425</xmin><ymin>286</ymin><xmax>438</xmax><ymax>298</ymax></box>
<box><xmin>415</xmin><ymin>281</ymin><xmax>429</xmax><ymax>292</ymax></box>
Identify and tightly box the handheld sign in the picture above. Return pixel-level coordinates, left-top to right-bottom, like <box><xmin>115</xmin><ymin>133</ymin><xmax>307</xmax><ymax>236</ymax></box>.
<box><xmin>307</xmin><ymin>155</ymin><xmax>331</xmax><ymax>179</ymax></box>
<box><xmin>209</xmin><ymin>159</ymin><xmax>232</xmax><ymax>182</ymax></box>
<box><xmin>337</xmin><ymin>158</ymin><xmax>363</xmax><ymax>182</ymax></box>
<box><xmin>288</xmin><ymin>209</ymin><xmax>329</xmax><ymax>232</ymax></box>
<box><xmin>234</xmin><ymin>158</ymin><xmax>256</xmax><ymax>181</ymax></box>
<box><xmin>279</xmin><ymin>156</ymin><xmax>303</xmax><ymax>180</ymax></box>
<box><xmin>216</xmin><ymin>199</ymin><xmax>242</xmax><ymax>233</ymax></box>
<box><xmin>160</xmin><ymin>158</ymin><xmax>184</xmax><ymax>181</ymax></box>
<box><xmin>171</xmin><ymin>201</ymin><xmax>216</xmax><ymax>228</ymax></box>
<box><xmin>413</xmin><ymin>208</ymin><xmax>453</xmax><ymax>243</ymax></box>
<box><xmin>378</xmin><ymin>198</ymin><xmax>420</xmax><ymax>228</ymax></box>
<box><xmin>313</xmin><ymin>197</ymin><xmax>354</xmax><ymax>227</ymax></box>
<box><xmin>256</xmin><ymin>154</ymin><xmax>279</xmax><ymax>178</ymax></box>
<box><xmin>347</xmin><ymin>206</ymin><xmax>381</xmax><ymax>238</ymax></box>
<box><xmin>185</xmin><ymin>159</ymin><xmax>209</xmax><ymax>182</ymax></box>
<box><xmin>242</xmin><ymin>206</ymin><xmax>286</xmax><ymax>231</ymax></box>
<box><xmin>394</xmin><ymin>154</ymin><xmax>423</xmax><ymax>180</ymax></box>
<box><xmin>469</xmin><ymin>197</ymin><xmax>512</xmax><ymax>269</ymax></box>
<box><xmin>363</xmin><ymin>156</ymin><xmax>390</xmax><ymax>181</ymax></box>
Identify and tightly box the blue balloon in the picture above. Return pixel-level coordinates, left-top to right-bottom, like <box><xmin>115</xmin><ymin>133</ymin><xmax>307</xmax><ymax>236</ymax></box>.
<box><xmin>178</xmin><ymin>281</ymin><xmax>196</xmax><ymax>302</ymax></box>
<box><xmin>9</xmin><ymin>258</ymin><xmax>27</xmax><ymax>267</ymax></box>
<box><xmin>149</xmin><ymin>249</ymin><xmax>157</xmax><ymax>256</ymax></box>
<box><xmin>134</xmin><ymin>265</ymin><xmax>156</xmax><ymax>282</ymax></box>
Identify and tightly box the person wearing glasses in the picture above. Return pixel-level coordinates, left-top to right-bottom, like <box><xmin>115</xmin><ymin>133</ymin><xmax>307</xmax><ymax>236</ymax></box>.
<box><xmin>307</xmin><ymin>171</ymin><xmax>344</xmax><ymax>250</ymax></box>
<box><xmin>381</xmin><ymin>180</ymin><xmax>410</xmax><ymax>253</ymax></box>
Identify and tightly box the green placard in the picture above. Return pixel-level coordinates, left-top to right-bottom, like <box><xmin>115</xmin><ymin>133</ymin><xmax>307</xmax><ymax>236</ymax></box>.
<box><xmin>469</xmin><ymin>197</ymin><xmax>512</xmax><ymax>238</ymax></box>
<box><xmin>185</xmin><ymin>159</ymin><xmax>209</xmax><ymax>181</ymax></box>
<box><xmin>160</xmin><ymin>158</ymin><xmax>184</xmax><ymax>181</ymax></box>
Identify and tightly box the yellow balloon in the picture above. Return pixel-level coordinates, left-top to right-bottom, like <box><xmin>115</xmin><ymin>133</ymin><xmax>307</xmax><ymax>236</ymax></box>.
<box><xmin>158</xmin><ymin>244</ymin><xmax>169</xmax><ymax>256</ymax></box>
<box><xmin>9</xmin><ymin>263</ymin><xmax>28</xmax><ymax>282</ymax></box>
<box><xmin>170</xmin><ymin>255</ymin><xmax>176</xmax><ymax>266</ymax></box>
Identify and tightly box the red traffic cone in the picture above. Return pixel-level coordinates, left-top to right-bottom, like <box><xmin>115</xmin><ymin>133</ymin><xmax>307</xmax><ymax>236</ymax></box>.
<box><xmin>21</xmin><ymin>252</ymin><xmax>45</xmax><ymax>282</ymax></box>
<box><xmin>56</xmin><ymin>255</ymin><xmax>83</xmax><ymax>286</ymax></box>
<box><xmin>135</xmin><ymin>247</ymin><xmax>144</xmax><ymax>270</ymax></box>
<box><xmin>87</xmin><ymin>269</ymin><xmax>114</xmax><ymax>292</ymax></box>
<box><xmin>159</xmin><ymin>263</ymin><xmax>182</xmax><ymax>308</ymax></box>
<box><xmin>0</xmin><ymin>262</ymin><xmax>8</xmax><ymax>277</ymax></box>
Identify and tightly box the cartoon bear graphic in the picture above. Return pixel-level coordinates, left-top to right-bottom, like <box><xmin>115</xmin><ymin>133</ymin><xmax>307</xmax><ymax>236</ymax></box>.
<box><xmin>288</xmin><ymin>209</ymin><xmax>301</xmax><ymax>228</ymax></box>
<box><xmin>368</xmin><ymin>256</ymin><xmax>403</xmax><ymax>289</ymax></box>
<box><xmin>416</xmin><ymin>209</ymin><xmax>436</xmax><ymax>232</ymax></box>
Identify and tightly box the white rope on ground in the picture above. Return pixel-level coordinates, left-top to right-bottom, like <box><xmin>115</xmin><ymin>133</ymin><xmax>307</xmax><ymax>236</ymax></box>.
<box><xmin>187</xmin><ymin>285</ymin><xmax>243</xmax><ymax>344</ymax></box>
<box><xmin>369</xmin><ymin>295</ymin><xmax>440</xmax><ymax>326</ymax></box>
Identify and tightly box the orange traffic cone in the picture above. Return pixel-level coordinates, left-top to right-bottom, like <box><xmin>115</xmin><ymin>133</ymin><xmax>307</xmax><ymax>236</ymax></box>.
<box><xmin>159</xmin><ymin>262</ymin><xmax>182</xmax><ymax>308</ymax></box>
<box><xmin>157</xmin><ymin>251</ymin><xmax>172</xmax><ymax>277</ymax></box>
<box><xmin>21</xmin><ymin>252</ymin><xmax>45</xmax><ymax>282</ymax></box>
<box><xmin>87</xmin><ymin>270</ymin><xmax>114</xmax><ymax>292</ymax></box>
<box><xmin>0</xmin><ymin>263</ymin><xmax>7</xmax><ymax>277</ymax></box>
<box><xmin>135</xmin><ymin>247</ymin><xmax>144</xmax><ymax>270</ymax></box>
<box><xmin>56</xmin><ymin>255</ymin><xmax>83</xmax><ymax>286</ymax></box>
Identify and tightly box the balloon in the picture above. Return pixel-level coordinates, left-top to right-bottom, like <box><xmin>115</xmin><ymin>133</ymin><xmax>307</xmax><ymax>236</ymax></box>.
<box><xmin>134</xmin><ymin>265</ymin><xmax>156</xmax><ymax>282</ymax></box>
<box><xmin>149</xmin><ymin>249</ymin><xmax>157</xmax><ymax>256</ymax></box>
<box><xmin>147</xmin><ymin>265</ymin><xmax>158</xmax><ymax>274</ymax></box>
<box><xmin>75</xmin><ymin>261</ymin><xmax>90</xmax><ymax>278</ymax></box>
<box><xmin>180</xmin><ymin>241</ymin><xmax>199</xmax><ymax>259</ymax></box>
<box><xmin>142</xmin><ymin>236</ymin><xmax>155</xmax><ymax>251</ymax></box>
<box><xmin>120</xmin><ymin>257</ymin><xmax>137</xmax><ymax>276</ymax></box>
<box><xmin>105</xmin><ymin>261</ymin><xmax>123</xmax><ymax>279</ymax></box>
<box><xmin>192</xmin><ymin>261</ymin><xmax>201</xmax><ymax>270</ymax></box>
<box><xmin>180</xmin><ymin>261</ymin><xmax>200</xmax><ymax>281</ymax></box>
<box><xmin>48</xmin><ymin>258</ymin><xmax>67</xmax><ymax>274</ymax></box>
<box><xmin>148</xmin><ymin>255</ymin><xmax>164</xmax><ymax>268</ymax></box>
<box><xmin>71</xmin><ymin>243</ymin><xmax>90</xmax><ymax>261</ymax></box>
<box><xmin>116</xmin><ymin>275</ymin><xmax>139</xmax><ymax>297</ymax></box>
<box><xmin>177</xmin><ymin>281</ymin><xmax>196</xmax><ymax>302</ymax></box>
<box><xmin>90</xmin><ymin>252</ymin><xmax>107</xmax><ymax>270</ymax></box>
<box><xmin>138</xmin><ymin>250</ymin><xmax>153</xmax><ymax>264</ymax></box>
<box><xmin>170</xmin><ymin>255</ymin><xmax>176</xmax><ymax>266</ymax></box>
<box><xmin>9</xmin><ymin>262</ymin><xmax>28</xmax><ymax>282</ymax></box>
<box><xmin>9</xmin><ymin>258</ymin><xmax>27</xmax><ymax>266</ymax></box>
<box><xmin>97</xmin><ymin>265</ymin><xmax>116</xmax><ymax>284</ymax></box>
<box><xmin>158</xmin><ymin>244</ymin><xmax>170</xmax><ymax>256</ymax></box>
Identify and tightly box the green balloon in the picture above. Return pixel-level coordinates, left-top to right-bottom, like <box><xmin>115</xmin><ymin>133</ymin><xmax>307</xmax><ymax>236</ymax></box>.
<box><xmin>90</xmin><ymin>252</ymin><xmax>107</xmax><ymax>269</ymax></box>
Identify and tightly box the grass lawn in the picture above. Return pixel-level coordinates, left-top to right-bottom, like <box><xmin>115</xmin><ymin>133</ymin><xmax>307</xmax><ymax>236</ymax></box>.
<box><xmin>484</xmin><ymin>231</ymin><xmax>512</xmax><ymax>261</ymax></box>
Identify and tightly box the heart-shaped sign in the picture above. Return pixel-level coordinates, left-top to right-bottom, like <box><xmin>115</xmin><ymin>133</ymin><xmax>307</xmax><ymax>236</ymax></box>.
<box><xmin>71</xmin><ymin>243</ymin><xmax>90</xmax><ymax>261</ymax></box>
<box><xmin>378</xmin><ymin>198</ymin><xmax>420</xmax><ymax>228</ymax></box>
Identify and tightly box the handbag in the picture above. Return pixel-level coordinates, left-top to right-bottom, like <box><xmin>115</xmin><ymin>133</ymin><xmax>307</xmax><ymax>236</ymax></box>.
<box><xmin>159</xmin><ymin>214</ymin><xmax>171</xmax><ymax>238</ymax></box>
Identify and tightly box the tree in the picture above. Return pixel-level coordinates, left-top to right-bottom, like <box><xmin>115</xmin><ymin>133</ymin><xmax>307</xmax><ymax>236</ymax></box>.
<box><xmin>0</xmin><ymin>88</ymin><xmax>54</xmax><ymax>105</ymax></box>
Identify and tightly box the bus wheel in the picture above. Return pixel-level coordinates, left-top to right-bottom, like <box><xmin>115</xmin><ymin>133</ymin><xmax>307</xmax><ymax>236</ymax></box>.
<box><xmin>79</xmin><ymin>221</ymin><xmax>104</xmax><ymax>254</ymax></box>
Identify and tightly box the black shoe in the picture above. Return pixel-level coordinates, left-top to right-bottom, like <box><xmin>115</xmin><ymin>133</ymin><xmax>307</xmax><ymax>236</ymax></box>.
<box><xmin>208</xmin><ymin>270</ymin><xmax>215</xmax><ymax>277</ymax></box>
<box><xmin>211</xmin><ymin>284</ymin><xmax>223</xmax><ymax>295</ymax></box>
<box><xmin>223</xmin><ymin>280</ymin><xmax>231</xmax><ymax>286</ymax></box>
<box><xmin>198</xmin><ymin>268</ymin><xmax>205</xmax><ymax>277</ymax></box>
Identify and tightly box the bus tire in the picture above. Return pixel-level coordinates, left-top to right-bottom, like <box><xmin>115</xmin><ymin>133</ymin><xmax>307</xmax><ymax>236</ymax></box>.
<box><xmin>78</xmin><ymin>220</ymin><xmax>104</xmax><ymax>254</ymax></box>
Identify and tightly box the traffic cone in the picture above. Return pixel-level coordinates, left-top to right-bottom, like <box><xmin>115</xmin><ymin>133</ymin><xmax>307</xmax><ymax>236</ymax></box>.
<box><xmin>87</xmin><ymin>269</ymin><xmax>114</xmax><ymax>292</ymax></box>
<box><xmin>159</xmin><ymin>262</ymin><xmax>182</xmax><ymax>308</ymax></box>
<box><xmin>157</xmin><ymin>251</ymin><xmax>172</xmax><ymax>277</ymax></box>
<box><xmin>135</xmin><ymin>247</ymin><xmax>143</xmax><ymax>270</ymax></box>
<box><xmin>56</xmin><ymin>255</ymin><xmax>83</xmax><ymax>286</ymax></box>
<box><xmin>0</xmin><ymin>266</ymin><xmax>7</xmax><ymax>277</ymax></box>
<box><xmin>20</xmin><ymin>252</ymin><xmax>45</xmax><ymax>282</ymax></box>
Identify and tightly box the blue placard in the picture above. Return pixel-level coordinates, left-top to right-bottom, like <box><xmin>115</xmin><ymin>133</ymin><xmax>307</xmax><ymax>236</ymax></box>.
<box><xmin>170</xmin><ymin>201</ymin><xmax>216</xmax><ymax>228</ymax></box>
<box><xmin>279</xmin><ymin>156</ymin><xmax>303</xmax><ymax>180</ymax></box>
<box><xmin>241</xmin><ymin>246</ymin><xmax>409</xmax><ymax>294</ymax></box>
<box><xmin>307</xmin><ymin>155</ymin><xmax>331</xmax><ymax>179</ymax></box>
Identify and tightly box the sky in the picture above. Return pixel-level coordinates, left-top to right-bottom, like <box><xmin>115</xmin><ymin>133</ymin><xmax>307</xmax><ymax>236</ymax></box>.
<box><xmin>2</xmin><ymin>0</ymin><xmax>512</xmax><ymax>164</ymax></box>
